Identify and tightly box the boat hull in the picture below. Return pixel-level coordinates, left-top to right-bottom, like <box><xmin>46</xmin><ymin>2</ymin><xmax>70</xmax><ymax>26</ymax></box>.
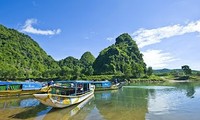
<box><xmin>95</xmin><ymin>82</ymin><xmax>125</xmax><ymax>91</ymax></box>
<box><xmin>0</xmin><ymin>90</ymin><xmax>43</xmax><ymax>97</ymax></box>
<box><xmin>33</xmin><ymin>90</ymin><xmax>94</xmax><ymax>108</ymax></box>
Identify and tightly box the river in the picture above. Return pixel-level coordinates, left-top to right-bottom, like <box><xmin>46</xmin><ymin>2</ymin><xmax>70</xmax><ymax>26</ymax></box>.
<box><xmin>0</xmin><ymin>82</ymin><xmax>200</xmax><ymax>120</ymax></box>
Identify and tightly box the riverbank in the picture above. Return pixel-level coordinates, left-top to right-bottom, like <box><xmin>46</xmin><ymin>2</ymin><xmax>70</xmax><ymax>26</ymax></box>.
<box><xmin>126</xmin><ymin>75</ymin><xmax>200</xmax><ymax>84</ymax></box>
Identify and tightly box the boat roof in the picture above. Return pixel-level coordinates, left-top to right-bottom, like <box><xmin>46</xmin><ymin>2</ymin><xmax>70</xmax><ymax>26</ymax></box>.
<box><xmin>0</xmin><ymin>81</ymin><xmax>21</xmax><ymax>85</ymax></box>
<box><xmin>0</xmin><ymin>81</ymin><xmax>42</xmax><ymax>85</ymax></box>
<box><xmin>91</xmin><ymin>81</ymin><xmax>111</xmax><ymax>83</ymax></box>
<box><xmin>55</xmin><ymin>80</ymin><xmax>92</xmax><ymax>84</ymax></box>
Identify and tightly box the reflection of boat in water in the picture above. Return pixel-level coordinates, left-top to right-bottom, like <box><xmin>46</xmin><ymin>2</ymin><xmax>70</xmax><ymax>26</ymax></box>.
<box><xmin>0</xmin><ymin>95</ymin><xmax>40</xmax><ymax>109</ymax></box>
<box><xmin>34</xmin><ymin>81</ymin><xmax>95</xmax><ymax>108</ymax></box>
<box><xmin>0</xmin><ymin>81</ymin><xmax>45</xmax><ymax>97</ymax></box>
<box><xmin>0</xmin><ymin>96</ymin><xmax>46</xmax><ymax>120</ymax></box>
<box><xmin>42</xmin><ymin>94</ymin><xmax>94</xmax><ymax>120</ymax></box>
<box><xmin>95</xmin><ymin>91</ymin><xmax>112</xmax><ymax>101</ymax></box>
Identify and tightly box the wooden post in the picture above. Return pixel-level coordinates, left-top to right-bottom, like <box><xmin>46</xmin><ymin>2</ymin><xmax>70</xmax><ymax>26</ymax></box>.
<box><xmin>74</xmin><ymin>82</ymin><xmax>77</xmax><ymax>96</ymax></box>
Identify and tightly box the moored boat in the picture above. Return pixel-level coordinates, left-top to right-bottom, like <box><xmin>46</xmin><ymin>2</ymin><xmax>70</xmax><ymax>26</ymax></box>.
<box><xmin>0</xmin><ymin>81</ymin><xmax>44</xmax><ymax>97</ymax></box>
<box><xmin>91</xmin><ymin>81</ymin><xmax>123</xmax><ymax>91</ymax></box>
<box><xmin>33</xmin><ymin>81</ymin><xmax>95</xmax><ymax>108</ymax></box>
<box><xmin>42</xmin><ymin>94</ymin><xmax>94</xmax><ymax>120</ymax></box>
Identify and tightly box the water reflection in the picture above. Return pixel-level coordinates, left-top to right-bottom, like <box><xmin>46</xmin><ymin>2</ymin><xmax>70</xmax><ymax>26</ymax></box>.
<box><xmin>42</xmin><ymin>94</ymin><xmax>95</xmax><ymax>120</ymax></box>
<box><xmin>0</xmin><ymin>96</ymin><xmax>47</xmax><ymax>119</ymax></box>
<box><xmin>0</xmin><ymin>96</ymin><xmax>40</xmax><ymax>109</ymax></box>
<box><xmin>0</xmin><ymin>82</ymin><xmax>200</xmax><ymax>120</ymax></box>
<box><xmin>174</xmin><ymin>82</ymin><xmax>196</xmax><ymax>98</ymax></box>
<box><xmin>93</xmin><ymin>89</ymin><xmax>149</xmax><ymax>120</ymax></box>
<box><xmin>10</xmin><ymin>103</ymin><xmax>48</xmax><ymax>119</ymax></box>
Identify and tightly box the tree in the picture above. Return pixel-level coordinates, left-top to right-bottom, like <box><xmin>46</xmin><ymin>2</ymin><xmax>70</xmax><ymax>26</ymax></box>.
<box><xmin>170</xmin><ymin>70</ymin><xmax>180</xmax><ymax>77</ymax></box>
<box><xmin>147</xmin><ymin>67</ymin><xmax>153</xmax><ymax>76</ymax></box>
<box><xmin>80</xmin><ymin>51</ymin><xmax>95</xmax><ymax>66</ymax></box>
<box><xmin>124</xmin><ymin>64</ymin><xmax>132</xmax><ymax>78</ymax></box>
<box><xmin>80</xmin><ymin>51</ymin><xmax>95</xmax><ymax>75</ymax></box>
<box><xmin>72</xmin><ymin>66</ymin><xmax>82</xmax><ymax>79</ymax></box>
<box><xmin>197</xmin><ymin>72</ymin><xmax>200</xmax><ymax>76</ymax></box>
<box><xmin>181</xmin><ymin>65</ymin><xmax>192</xmax><ymax>75</ymax></box>
<box><xmin>85</xmin><ymin>66</ymin><xmax>94</xmax><ymax>76</ymax></box>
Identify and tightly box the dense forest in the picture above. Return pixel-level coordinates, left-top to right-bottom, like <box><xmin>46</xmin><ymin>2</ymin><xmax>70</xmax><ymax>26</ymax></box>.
<box><xmin>93</xmin><ymin>33</ymin><xmax>146</xmax><ymax>77</ymax></box>
<box><xmin>0</xmin><ymin>24</ymin><xmax>60</xmax><ymax>80</ymax></box>
<box><xmin>0</xmin><ymin>24</ymin><xmax>146</xmax><ymax>80</ymax></box>
<box><xmin>1</xmin><ymin>24</ymin><xmax>199</xmax><ymax>81</ymax></box>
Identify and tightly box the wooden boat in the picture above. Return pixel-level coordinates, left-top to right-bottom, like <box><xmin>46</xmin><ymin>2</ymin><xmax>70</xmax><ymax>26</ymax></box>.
<box><xmin>91</xmin><ymin>81</ymin><xmax>123</xmax><ymax>91</ymax></box>
<box><xmin>0</xmin><ymin>81</ymin><xmax>44</xmax><ymax>97</ymax></box>
<box><xmin>42</xmin><ymin>94</ymin><xmax>94</xmax><ymax>120</ymax></box>
<box><xmin>33</xmin><ymin>81</ymin><xmax>95</xmax><ymax>108</ymax></box>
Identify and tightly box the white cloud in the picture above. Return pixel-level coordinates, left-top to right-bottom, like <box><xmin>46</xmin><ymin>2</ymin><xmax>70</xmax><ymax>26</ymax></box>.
<box><xmin>106</xmin><ymin>37</ymin><xmax>115</xmax><ymax>42</ymax></box>
<box><xmin>132</xmin><ymin>20</ymin><xmax>200</xmax><ymax>48</ymax></box>
<box><xmin>142</xmin><ymin>50</ymin><xmax>178</xmax><ymax>69</ymax></box>
<box><xmin>21</xmin><ymin>19</ymin><xmax>61</xmax><ymax>35</ymax></box>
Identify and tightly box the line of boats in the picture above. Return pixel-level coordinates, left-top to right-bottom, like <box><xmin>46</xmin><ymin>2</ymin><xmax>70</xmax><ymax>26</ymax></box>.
<box><xmin>0</xmin><ymin>81</ymin><xmax>46</xmax><ymax>97</ymax></box>
<box><xmin>0</xmin><ymin>80</ymin><xmax>124</xmax><ymax>108</ymax></box>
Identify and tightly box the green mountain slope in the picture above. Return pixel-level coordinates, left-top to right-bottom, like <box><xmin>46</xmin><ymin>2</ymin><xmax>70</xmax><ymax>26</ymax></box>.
<box><xmin>58</xmin><ymin>51</ymin><xmax>95</xmax><ymax>78</ymax></box>
<box><xmin>80</xmin><ymin>51</ymin><xmax>95</xmax><ymax>75</ymax></box>
<box><xmin>93</xmin><ymin>33</ymin><xmax>146</xmax><ymax>77</ymax></box>
<box><xmin>0</xmin><ymin>24</ymin><xmax>60</xmax><ymax>79</ymax></box>
<box><xmin>0</xmin><ymin>25</ymin><xmax>147</xmax><ymax>80</ymax></box>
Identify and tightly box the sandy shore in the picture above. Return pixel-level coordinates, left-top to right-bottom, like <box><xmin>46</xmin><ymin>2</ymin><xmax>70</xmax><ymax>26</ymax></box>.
<box><xmin>168</xmin><ymin>80</ymin><xmax>190</xmax><ymax>83</ymax></box>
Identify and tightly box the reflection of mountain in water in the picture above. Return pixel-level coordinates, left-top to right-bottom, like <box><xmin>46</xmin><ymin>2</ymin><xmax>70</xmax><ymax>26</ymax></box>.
<box><xmin>94</xmin><ymin>89</ymin><xmax>149</xmax><ymax>120</ymax></box>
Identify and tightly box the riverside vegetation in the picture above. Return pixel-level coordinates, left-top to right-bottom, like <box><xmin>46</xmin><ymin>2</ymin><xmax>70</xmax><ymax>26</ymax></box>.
<box><xmin>0</xmin><ymin>24</ymin><xmax>199</xmax><ymax>81</ymax></box>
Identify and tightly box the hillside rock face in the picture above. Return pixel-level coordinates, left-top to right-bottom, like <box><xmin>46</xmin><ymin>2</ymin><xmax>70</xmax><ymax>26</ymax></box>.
<box><xmin>93</xmin><ymin>33</ymin><xmax>146</xmax><ymax>77</ymax></box>
<box><xmin>0</xmin><ymin>24</ymin><xmax>60</xmax><ymax>79</ymax></box>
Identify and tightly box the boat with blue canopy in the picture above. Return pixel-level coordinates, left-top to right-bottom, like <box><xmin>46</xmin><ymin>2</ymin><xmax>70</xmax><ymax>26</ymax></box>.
<box><xmin>0</xmin><ymin>81</ymin><xmax>43</xmax><ymax>97</ymax></box>
<box><xmin>33</xmin><ymin>80</ymin><xmax>95</xmax><ymax>108</ymax></box>
<box><xmin>91</xmin><ymin>81</ymin><xmax>122</xmax><ymax>91</ymax></box>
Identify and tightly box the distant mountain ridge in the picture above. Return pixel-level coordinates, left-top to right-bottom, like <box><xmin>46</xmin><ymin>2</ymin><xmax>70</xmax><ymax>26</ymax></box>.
<box><xmin>153</xmin><ymin>68</ymin><xmax>199</xmax><ymax>74</ymax></box>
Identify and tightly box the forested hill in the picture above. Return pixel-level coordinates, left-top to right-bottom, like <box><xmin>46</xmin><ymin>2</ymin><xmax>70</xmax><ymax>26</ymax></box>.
<box><xmin>0</xmin><ymin>24</ymin><xmax>60</xmax><ymax>79</ymax></box>
<box><xmin>58</xmin><ymin>51</ymin><xmax>95</xmax><ymax>79</ymax></box>
<box><xmin>0</xmin><ymin>24</ymin><xmax>147</xmax><ymax>80</ymax></box>
<box><xmin>93</xmin><ymin>33</ymin><xmax>146</xmax><ymax>77</ymax></box>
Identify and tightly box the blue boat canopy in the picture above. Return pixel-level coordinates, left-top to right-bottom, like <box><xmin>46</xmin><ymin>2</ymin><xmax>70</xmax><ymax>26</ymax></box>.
<box><xmin>91</xmin><ymin>81</ymin><xmax>111</xmax><ymax>88</ymax></box>
<box><xmin>55</xmin><ymin>80</ymin><xmax>92</xmax><ymax>84</ymax></box>
<box><xmin>20</xmin><ymin>82</ymin><xmax>42</xmax><ymax>90</ymax></box>
<box><xmin>0</xmin><ymin>81</ymin><xmax>42</xmax><ymax>90</ymax></box>
<box><xmin>0</xmin><ymin>81</ymin><xmax>21</xmax><ymax>85</ymax></box>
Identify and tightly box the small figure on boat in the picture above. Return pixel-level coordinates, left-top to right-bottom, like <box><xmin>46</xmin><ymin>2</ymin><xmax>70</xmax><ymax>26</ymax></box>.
<box><xmin>114</xmin><ymin>79</ymin><xmax>119</xmax><ymax>84</ymax></box>
<box><xmin>71</xmin><ymin>83</ymin><xmax>74</xmax><ymax>87</ymax></box>
<box><xmin>48</xmin><ymin>80</ymin><xmax>54</xmax><ymax>86</ymax></box>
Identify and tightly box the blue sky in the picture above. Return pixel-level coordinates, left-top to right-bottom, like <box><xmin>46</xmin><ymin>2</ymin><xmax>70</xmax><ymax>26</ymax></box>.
<box><xmin>0</xmin><ymin>0</ymin><xmax>200</xmax><ymax>70</ymax></box>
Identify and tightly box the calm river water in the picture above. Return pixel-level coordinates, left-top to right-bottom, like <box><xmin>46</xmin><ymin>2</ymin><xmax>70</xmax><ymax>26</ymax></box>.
<box><xmin>0</xmin><ymin>82</ymin><xmax>200</xmax><ymax>120</ymax></box>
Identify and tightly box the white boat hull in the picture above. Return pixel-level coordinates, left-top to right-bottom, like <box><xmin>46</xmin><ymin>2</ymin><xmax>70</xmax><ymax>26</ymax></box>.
<box><xmin>34</xmin><ymin>90</ymin><xmax>94</xmax><ymax>108</ymax></box>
